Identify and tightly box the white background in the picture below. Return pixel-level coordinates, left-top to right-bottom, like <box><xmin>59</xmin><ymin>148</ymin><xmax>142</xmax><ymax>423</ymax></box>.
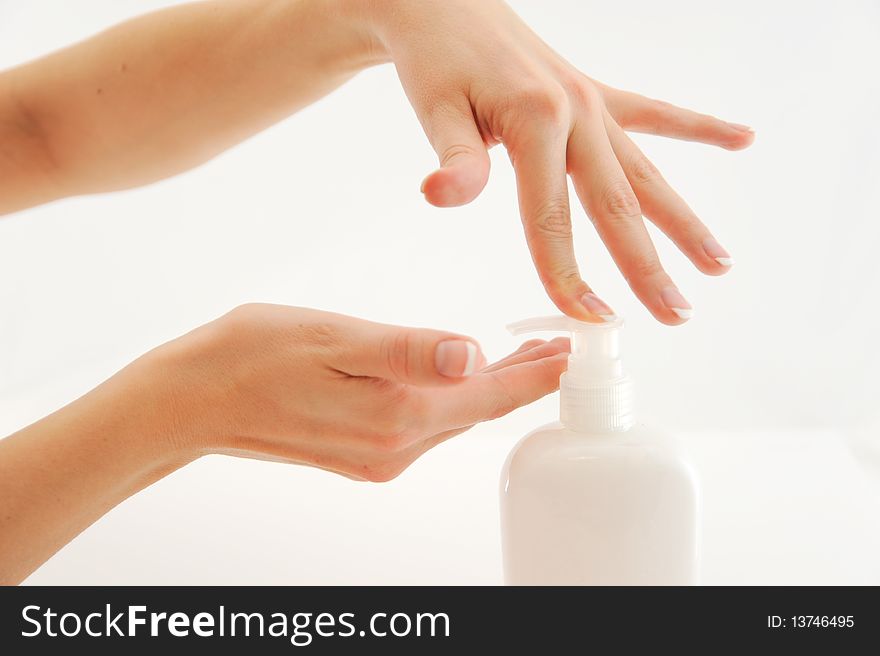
<box><xmin>1</xmin><ymin>0</ymin><xmax>879</xmax><ymax>584</ymax></box>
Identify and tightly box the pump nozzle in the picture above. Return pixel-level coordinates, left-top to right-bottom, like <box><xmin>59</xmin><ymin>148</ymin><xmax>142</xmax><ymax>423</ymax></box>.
<box><xmin>507</xmin><ymin>315</ymin><xmax>634</xmax><ymax>431</ymax></box>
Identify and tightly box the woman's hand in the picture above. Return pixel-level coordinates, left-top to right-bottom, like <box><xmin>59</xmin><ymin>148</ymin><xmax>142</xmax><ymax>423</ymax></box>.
<box><xmin>361</xmin><ymin>0</ymin><xmax>754</xmax><ymax>324</ymax></box>
<box><xmin>0</xmin><ymin>303</ymin><xmax>567</xmax><ymax>582</ymax></box>
<box><xmin>158</xmin><ymin>304</ymin><xmax>568</xmax><ymax>481</ymax></box>
<box><xmin>1</xmin><ymin>0</ymin><xmax>751</xmax><ymax>323</ymax></box>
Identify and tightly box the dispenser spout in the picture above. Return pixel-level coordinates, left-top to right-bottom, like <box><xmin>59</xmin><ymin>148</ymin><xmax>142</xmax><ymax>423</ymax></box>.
<box><xmin>506</xmin><ymin>315</ymin><xmax>634</xmax><ymax>431</ymax></box>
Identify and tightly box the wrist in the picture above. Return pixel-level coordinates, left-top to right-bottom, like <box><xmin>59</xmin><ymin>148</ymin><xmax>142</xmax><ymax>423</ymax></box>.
<box><xmin>298</xmin><ymin>0</ymin><xmax>391</xmax><ymax>70</ymax></box>
<box><xmin>352</xmin><ymin>0</ymin><xmax>428</xmax><ymax>54</ymax></box>
<box><xmin>106</xmin><ymin>351</ymin><xmax>205</xmax><ymax>469</ymax></box>
<box><xmin>38</xmin><ymin>349</ymin><xmax>205</xmax><ymax>502</ymax></box>
<box><xmin>133</xmin><ymin>338</ymin><xmax>218</xmax><ymax>461</ymax></box>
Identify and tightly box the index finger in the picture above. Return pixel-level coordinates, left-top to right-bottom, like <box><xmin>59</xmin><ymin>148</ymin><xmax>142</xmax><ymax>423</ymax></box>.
<box><xmin>509</xmin><ymin>123</ymin><xmax>616</xmax><ymax>323</ymax></box>
<box><xmin>424</xmin><ymin>352</ymin><xmax>569</xmax><ymax>432</ymax></box>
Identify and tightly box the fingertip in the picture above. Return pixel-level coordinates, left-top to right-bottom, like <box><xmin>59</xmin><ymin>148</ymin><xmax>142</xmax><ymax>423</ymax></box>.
<box><xmin>580</xmin><ymin>291</ymin><xmax>619</xmax><ymax>323</ymax></box>
<box><xmin>515</xmin><ymin>338</ymin><xmax>549</xmax><ymax>354</ymax></box>
<box><xmin>656</xmin><ymin>286</ymin><xmax>694</xmax><ymax>326</ymax></box>
<box><xmin>631</xmin><ymin>282</ymin><xmax>693</xmax><ymax>325</ymax></box>
<box><xmin>540</xmin><ymin>351</ymin><xmax>570</xmax><ymax>385</ymax></box>
<box><xmin>517</xmin><ymin>351</ymin><xmax>569</xmax><ymax>395</ymax></box>
<box><xmin>698</xmin><ymin>262</ymin><xmax>732</xmax><ymax>277</ymax></box>
<box><xmin>421</xmin><ymin>163</ymin><xmax>488</xmax><ymax>207</ymax></box>
<box><xmin>548</xmin><ymin>335</ymin><xmax>572</xmax><ymax>353</ymax></box>
<box><xmin>544</xmin><ymin>282</ymin><xmax>607</xmax><ymax>324</ymax></box>
<box><xmin>698</xmin><ymin>257</ymin><xmax>735</xmax><ymax>277</ymax></box>
<box><xmin>546</xmin><ymin>350</ymin><xmax>571</xmax><ymax>368</ymax></box>
<box><xmin>435</xmin><ymin>339</ymin><xmax>483</xmax><ymax>378</ymax></box>
<box><xmin>656</xmin><ymin>311</ymin><xmax>691</xmax><ymax>326</ymax></box>
<box><xmin>721</xmin><ymin>126</ymin><xmax>755</xmax><ymax>151</ymax></box>
<box><xmin>648</xmin><ymin>302</ymin><xmax>692</xmax><ymax>326</ymax></box>
<box><xmin>689</xmin><ymin>251</ymin><xmax>733</xmax><ymax>276</ymax></box>
<box><xmin>697</xmin><ymin>237</ymin><xmax>735</xmax><ymax>275</ymax></box>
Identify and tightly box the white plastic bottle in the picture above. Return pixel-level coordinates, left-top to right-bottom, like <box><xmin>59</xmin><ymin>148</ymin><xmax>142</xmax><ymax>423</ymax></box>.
<box><xmin>500</xmin><ymin>316</ymin><xmax>699</xmax><ymax>585</ymax></box>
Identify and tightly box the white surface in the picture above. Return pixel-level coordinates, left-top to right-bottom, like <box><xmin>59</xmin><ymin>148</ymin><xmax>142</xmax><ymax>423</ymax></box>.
<box><xmin>2</xmin><ymin>1</ymin><xmax>880</xmax><ymax>584</ymax></box>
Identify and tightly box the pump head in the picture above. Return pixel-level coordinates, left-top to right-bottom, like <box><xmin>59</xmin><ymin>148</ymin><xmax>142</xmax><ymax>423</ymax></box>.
<box><xmin>508</xmin><ymin>316</ymin><xmax>635</xmax><ymax>431</ymax></box>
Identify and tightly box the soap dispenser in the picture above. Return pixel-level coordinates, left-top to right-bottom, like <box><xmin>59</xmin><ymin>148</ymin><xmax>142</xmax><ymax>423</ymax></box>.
<box><xmin>500</xmin><ymin>316</ymin><xmax>699</xmax><ymax>585</ymax></box>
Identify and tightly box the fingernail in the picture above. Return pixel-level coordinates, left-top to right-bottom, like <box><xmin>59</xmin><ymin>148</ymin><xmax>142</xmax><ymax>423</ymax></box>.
<box><xmin>727</xmin><ymin>122</ymin><xmax>754</xmax><ymax>133</ymax></box>
<box><xmin>580</xmin><ymin>292</ymin><xmax>617</xmax><ymax>322</ymax></box>
<box><xmin>660</xmin><ymin>287</ymin><xmax>694</xmax><ymax>321</ymax></box>
<box><xmin>420</xmin><ymin>176</ymin><xmax>428</xmax><ymax>193</ymax></box>
<box><xmin>702</xmin><ymin>237</ymin><xmax>735</xmax><ymax>267</ymax></box>
<box><xmin>435</xmin><ymin>340</ymin><xmax>479</xmax><ymax>377</ymax></box>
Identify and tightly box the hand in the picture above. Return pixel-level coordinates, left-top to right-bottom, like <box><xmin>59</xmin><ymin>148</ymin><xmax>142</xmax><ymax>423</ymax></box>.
<box><xmin>159</xmin><ymin>304</ymin><xmax>569</xmax><ymax>481</ymax></box>
<box><xmin>362</xmin><ymin>0</ymin><xmax>754</xmax><ymax>324</ymax></box>
<box><xmin>0</xmin><ymin>303</ymin><xmax>567</xmax><ymax>583</ymax></box>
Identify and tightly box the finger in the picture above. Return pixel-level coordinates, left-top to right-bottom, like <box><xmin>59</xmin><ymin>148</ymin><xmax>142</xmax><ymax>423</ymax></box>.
<box><xmin>480</xmin><ymin>339</ymin><xmax>546</xmax><ymax>373</ymax></box>
<box><xmin>510</xmin><ymin>119</ymin><xmax>616</xmax><ymax>322</ymax></box>
<box><xmin>604</xmin><ymin>117</ymin><xmax>734</xmax><ymax>276</ymax></box>
<box><xmin>333</xmin><ymin>320</ymin><xmax>486</xmax><ymax>386</ymax></box>
<box><xmin>481</xmin><ymin>336</ymin><xmax>570</xmax><ymax>373</ymax></box>
<box><xmin>418</xmin><ymin>97</ymin><xmax>491</xmax><ymax>207</ymax></box>
<box><xmin>500</xmin><ymin>338</ymin><xmax>548</xmax><ymax>359</ymax></box>
<box><xmin>425</xmin><ymin>352</ymin><xmax>568</xmax><ymax>430</ymax></box>
<box><xmin>392</xmin><ymin>347</ymin><xmax>570</xmax><ymax>465</ymax></box>
<box><xmin>568</xmin><ymin>106</ymin><xmax>691</xmax><ymax>325</ymax></box>
<box><xmin>599</xmin><ymin>84</ymin><xmax>755</xmax><ymax>151</ymax></box>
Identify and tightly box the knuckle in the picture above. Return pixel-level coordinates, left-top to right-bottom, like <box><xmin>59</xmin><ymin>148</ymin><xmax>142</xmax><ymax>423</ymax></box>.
<box><xmin>541</xmin><ymin>269</ymin><xmax>582</xmax><ymax>299</ymax></box>
<box><xmin>651</xmin><ymin>99</ymin><xmax>673</xmax><ymax>115</ymax></box>
<box><xmin>626</xmin><ymin>257</ymin><xmax>664</xmax><ymax>282</ymax></box>
<box><xmin>217</xmin><ymin>303</ymin><xmax>267</xmax><ymax>341</ymax></box>
<box><xmin>224</xmin><ymin>302</ymin><xmax>264</xmax><ymax>325</ymax></box>
<box><xmin>648</xmin><ymin>99</ymin><xmax>676</xmax><ymax>122</ymax></box>
<box><xmin>599</xmin><ymin>182</ymin><xmax>641</xmax><ymax>220</ymax></box>
<box><xmin>489</xmin><ymin>396</ymin><xmax>519</xmax><ymax>420</ymax></box>
<box><xmin>512</xmin><ymin>84</ymin><xmax>569</xmax><ymax>125</ymax></box>
<box><xmin>531</xmin><ymin>195</ymin><xmax>572</xmax><ymax>239</ymax></box>
<box><xmin>486</xmin><ymin>378</ymin><xmax>520</xmax><ymax>420</ymax></box>
<box><xmin>640</xmin><ymin>99</ymin><xmax>677</xmax><ymax>132</ymax></box>
<box><xmin>439</xmin><ymin>142</ymin><xmax>479</xmax><ymax>167</ymax></box>
<box><xmin>628</xmin><ymin>155</ymin><xmax>661</xmax><ymax>186</ymax></box>
<box><xmin>381</xmin><ymin>331</ymin><xmax>416</xmax><ymax>382</ymax></box>
<box><xmin>564</xmin><ymin>76</ymin><xmax>602</xmax><ymax>111</ymax></box>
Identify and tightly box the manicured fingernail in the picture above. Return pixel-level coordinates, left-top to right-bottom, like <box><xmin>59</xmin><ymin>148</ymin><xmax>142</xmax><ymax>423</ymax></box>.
<box><xmin>727</xmin><ymin>122</ymin><xmax>754</xmax><ymax>133</ymax></box>
<box><xmin>702</xmin><ymin>237</ymin><xmax>735</xmax><ymax>267</ymax></box>
<box><xmin>435</xmin><ymin>340</ymin><xmax>479</xmax><ymax>377</ymax></box>
<box><xmin>581</xmin><ymin>292</ymin><xmax>617</xmax><ymax>322</ymax></box>
<box><xmin>420</xmin><ymin>176</ymin><xmax>428</xmax><ymax>193</ymax></box>
<box><xmin>660</xmin><ymin>287</ymin><xmax>693</xmax><ymax>321</ymax></box>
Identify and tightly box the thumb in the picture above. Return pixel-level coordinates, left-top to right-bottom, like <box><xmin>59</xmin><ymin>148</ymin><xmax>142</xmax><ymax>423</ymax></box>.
<box><xmin>337</xmin><ymin>320</ymin><xmax>486</xmax><ymax>386</ymax></box>
<box><xmin>419</xmin><ymin>99</ymin><xmax>490</xmax><ymax>207</ymax></box>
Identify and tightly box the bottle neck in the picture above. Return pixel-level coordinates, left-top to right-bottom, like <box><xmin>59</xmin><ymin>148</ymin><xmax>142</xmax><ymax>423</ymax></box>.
<box><xmin>558</xmin><ymin>372</ymin><xmax>635</xmax><ymax>433</ymax></box>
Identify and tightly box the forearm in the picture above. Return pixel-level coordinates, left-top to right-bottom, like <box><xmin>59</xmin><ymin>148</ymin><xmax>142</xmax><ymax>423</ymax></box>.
<box><xmin>0</xmin><ymin>0</ymin><xmax>386</xmax><ymax>215</ymax></box>
<box><xmin>0</xmin><ymin>353</ymin><xmax>195</xmax><ymax>585</ymax></box>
